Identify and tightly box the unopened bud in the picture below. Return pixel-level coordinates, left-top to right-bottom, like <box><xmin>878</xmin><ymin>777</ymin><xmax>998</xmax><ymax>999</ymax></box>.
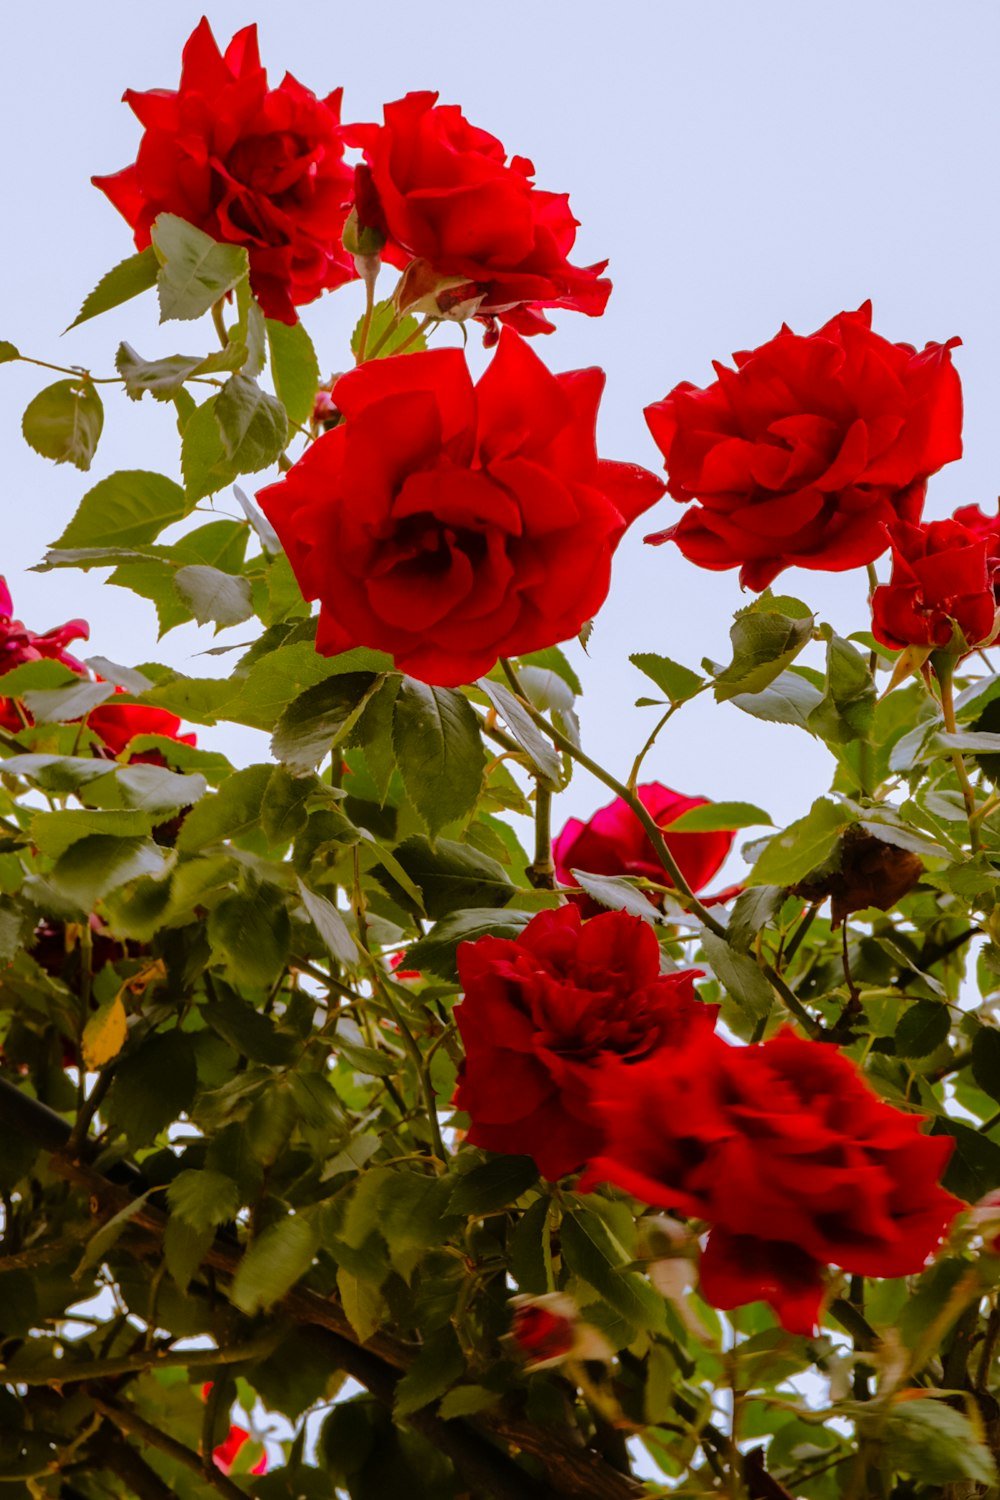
<box><xmin>312</xmin><ymin>380</ymin><xmax>343</xmax><ymax>432</ymax></box>
<box><xmin>395</xmin><ymin>258</ymin><xmax>483</xmax><ymax>322</ymax></box>
<box><xmin>510</xmin><ymin>1293</ymin><xmax>613</xmax><ymax>1371</ymax></box>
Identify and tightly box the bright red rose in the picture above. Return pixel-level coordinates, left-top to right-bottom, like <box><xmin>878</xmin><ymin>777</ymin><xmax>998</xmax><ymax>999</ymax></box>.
<box><xmin>582</xmin><ymin>1028</ymin><xmax>960</xmax><ymax>1334</ymax></box>
<box><xmin>644</xmin><ymin>302</ymin><xmax>963</xmax><ymax>591</ymax></box>
<box><xmin>952</xmin><ymin>501</ymin><xmax>1000</xmax><ymax>598</ymax></box>
<box><xmin>213</xmin><ymin>1425</ymin><xmax>267</xmax><ymax>1477</ymax></box>
<box><xmin>0</xmin><ymin>577</ymin><xmax>89</xmax><ymax>733</ymax></box>
<box><xmin>257</xmin><ymin>330</ymin><xmax>663</xmax><ymax>686</ymax></box>
<box><xmin>87</xmin><ymin>688</ymin><xmax>197</xmax><ymax>764</ymax></box>
<box><xmin>93</xmin><ymin>18</ymin><xmax>355</xmax><ymax>324</ymax></box>
<box><xmin>452</xmin><ymin>905</ymin><xmax>713</xmax><ymax>1181</ymax></box>
<box><xmin>347</xmin><ymin>92</ymin><xmax>610</xmax><ymax>336</ymax></box>
<box><xmin>553</xmin><ymin>783</ymin><xmax>735</xmax><ymax>917</ymax></box>
<box><xmin>871</xmin><ymin>517</ymin><xmax>997</xmax><ymax>653</ymax></box>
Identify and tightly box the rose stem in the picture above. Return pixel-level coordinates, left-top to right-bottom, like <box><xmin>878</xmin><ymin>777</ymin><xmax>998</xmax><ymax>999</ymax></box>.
<box><xmin>936</xmin><ymin>657</ymin><xmax>980</xmax><ymax>853</ymax></box>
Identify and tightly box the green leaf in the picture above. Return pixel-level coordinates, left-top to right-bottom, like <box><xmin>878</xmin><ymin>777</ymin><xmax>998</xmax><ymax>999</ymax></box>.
<box><xmin>376</xmin><ymin>1172</ymin><xmax>458</xmax><ymax>1280</ymax></box>
<box><xmin>22</xmin><ymin>679</ymin><xmax>115</xmax><ymax>724</ymax></box>
<box><xmin>298</xmin><ymin>879</ymin><xmax>358</xmax><ymax>965</ymax></box>
<box><xmin>713</xmin><ymin>604</ymin><xmax>815</xmax><ymax>702</ymax></box>
<box><xmin>202</xmin><ymin>989</ymin><xmax>297</xmax><ymax>1066</ymax></box>
<box><xmin>806</xmin><ymin>632</ymin><xmax>876</xmax><ymax>744</ymax></box>
<box><xmin>151</xmin><ymin>213</ymin><xmax>249</xmax><ymax>322</ymax></box>
<box><xmin>0</xmin><ymin>340</ymin><xmax>20</xmax><ymax>363</ymax></box>
<box><xmin>349</xmin><ymin>674</ymin><xmax>400</xmax><ymax>804</ymax></box>
<box><xmin>174</xmin><ymin>564</ymin><xmax>254</xmax><ymax>627</ymax></box>
<box><xmin>749</xmin><ymin>798</ymin><xmax>855</xmax><ymax>887</ymax></box>
<box><xmin>572</xmin><ymin>869</ymin><xmax>663</xmax><ymax>921</ymax></box>
<box><xmin>393</xmin><ymin>681</ymin><xmax>486</xmax><ymax>836</ymax></box>
<box><xmin>730</xmin><ymin>668</ymin><xmax>824</xmax><ymax>730</ymax></box>
<box><xmin>50</xmin><ymin>835</ymin><xmax>166</xmax><ymax>909</ymax></box>
<box><xmin>181</xmin><ymin>396</ymin><xmax>240</xmax><ymax>500</ymax></box>
<box><xmin>52</xmin><ymin>470</ymin><xmax>191</xmax><ymax>550</ymax></box>
<box><xmin>68</xmin><ymin>246</ymin><xmax>159</xmax><ymax>329</ymax></box>
<box><xmin>438</xmin><ymin>1385</ymin><xmax>500</xmax><ymax>1420</ymax></box>
<box><xmin>405</xmin><ymin>907</ymin><xmax>534</xmax><ymax>980</ymax></box>
<box><xmin>22</xmin><ymin>378</ymin><xmax>103</xmax><ymax>471</ymax></box>
<box><xmin>478</xmin><ymin>678</ymin><xmax>562</xmax><ymax>786</ymax></box>
<box><xmin>106</xmin><ymin>1032</ymin><xmax>197</xmax><ymax>1146</ymax></box>
<box><xmin>231</xmin><ymin>1216</ymin><xmax>318</xmax><ymax>1314</ymax></box>
<box><xmin>726</xmin><ymin>885</ymin><xmax>785</xmax><ymax>951</ymax></box>
<box><xmin>667</xmin><ymin>801</ymin><xmax>770</xmax><ymax>833</ymax></box>
<box><xmin>561</xmin><ymin>1206</ymin><xmax>665</xmax><ymax>1332</ymax></box>
<box><xmin>176</xmin><ymin>763</ymin><xmax>273</xmax><ymax>852</ymax></box>
<box><xmin>351</xmin><ymin>298</ymin><xmax>427</xmax><ymax>360</ymax></box>
<box><xmin>215</xmin><ymin>373</ymin><xmax>288</xmax><ymax>473</ymax></box>
<box><xmin>630</xmin><ymin>652</ymin><xmax>703</xmax><ymax>703</ymax></box>
<box><xmin>337</xmin><ymin>1267</ymin><xmax>384</xmax><ymax>1343</ymax></box>
<box><xmin>261</xmin><ymin>766</ymin><xmax>315</xmax><ymax>844</ymax></box>
<box><xmin>164</xmin><ymin>1216</ymin><xmax>214</xmax><ymax>1294</ymax></box>
<box><xmin>271</xmin><ymin>672</ymin><xmax>380</xmax><ymax>773</ymax></box>
<box><xmin>267</xmin><ymin>318</ymin><xmax>321</xmax><ymax>426</ymax></box>
<box><xmin>0</xmin><ymin>752</ymin><xmax>113</xmax><ymax>792</ymax></box>
<box><xmin>382</xmin><ymin>835</ymin><xmax>513</xmax><ymax>919</ymax></box>
<box><xmin>85</xmin><ymin>764</ymin><xmax>207</xmax><ymax>817</ymax></box>
<box><xmin>447</xmin><ymin>1156</ymin><xmax>538</xmax><ymax>1217</ymax></box>
<box><xmin>394</xmin><ymin>1327</ymin><xmax>464</xmax><ymax>1417</ymax></box>
<box><xmin>116</xmin><ymin>343</ymin><xmax>208</xmax><ymax>401</ymax></box>
<box><xmin>509</xmin><ymin>1196</ymin><xmax>552</xmax><ymax>1294</ymax></box>
<box><xmin>77</xmin><ymin>1191</ymin><xmax>155</xmax><ymax>1273</ymax></box>
<box><xmin>30</xmin><ymin>808</ymin><xmax>153</xmax><ymax>858</ymax></box>
<box><xmin>208</xmin><ymin>884</ymin><xmax>292</xmax><ymax>987</ymax></box>
<box><xmin>931</xmin><ymin>1117</ymin><xmax>1000</xmax><ymax>1202</ymax></box>
<box><xmin>518</xmin><ymin>646</ymin><xmax>582</xmax><ymax>697</ymax></box>
<box><xmin>972</xmin><ymin>1026</ymin><xmax>1000</xmax><ymax>1104</ymax></box>
<box><xmin>895</xmin><ymin>1000</ymin><xmax>951</xmax><ymax>1059</ymax></box>
<box><xmin>699</xmin><ymin>931</ymin><xmax>773</xmax><ymax>1020</ymax></box>
<box><xmin>882</xmin><ymin>1398</ymin><xmax>996</xmax><ymax>1487</ymax></box>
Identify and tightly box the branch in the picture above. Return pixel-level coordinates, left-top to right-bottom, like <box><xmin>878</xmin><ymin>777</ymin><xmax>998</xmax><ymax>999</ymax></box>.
<box><xmin>90</xmin><ymin>1392</ymin><xmax>249</xmax><ymax>1500</ymax></box>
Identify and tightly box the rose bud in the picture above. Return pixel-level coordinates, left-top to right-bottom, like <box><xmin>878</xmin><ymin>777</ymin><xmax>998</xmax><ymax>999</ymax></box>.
<box><xmin>510</xmin><ymin>1293</ymin><xmax>613</xmax><ymax>1370</ymax></box>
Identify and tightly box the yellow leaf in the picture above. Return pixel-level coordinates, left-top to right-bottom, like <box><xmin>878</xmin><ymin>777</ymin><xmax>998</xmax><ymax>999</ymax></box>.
<box><xmin>81</xmin><ymin>994</ymin><xmax>127</xmax><ymax>1070</ymax></box>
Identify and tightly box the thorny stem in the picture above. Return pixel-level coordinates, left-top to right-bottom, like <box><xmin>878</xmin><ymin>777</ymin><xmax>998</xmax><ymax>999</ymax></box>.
<box><xmin>938</xmin><ymin>658</ymin><xmax>980</xmax><ymax>853</ymax></box>
<box><xmin>499</xmin><ymin>659</ymin><xmax>822</xmax><ymax>1037</ymax></box>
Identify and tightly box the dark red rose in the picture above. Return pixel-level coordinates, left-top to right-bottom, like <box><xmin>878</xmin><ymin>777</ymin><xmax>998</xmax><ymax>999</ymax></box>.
<box><xmin>952</xmin><ymin>501</ymin><xmax>1000</xmax><ymax>599</ymax></box>
<box><xmin>87</xmin><ymin>688</ymin><xmax>197</xmax><ymax>764</ymax></box>
<box><xmin>257</xmin><ymin>330</ymin><xmax>663</xmax><ymax>686</ymax></box>
<box><xmin>582</xmin><ymin>1027</ymin><xmax>960</xmax><ymax>1334</ymax></box>
<box><xmin>0</xmin><ymin>577</ymin><xmax>89</xmax><ymax>733</ymax></box>
<box><xmin>452</xmin><ymin>905</ymin><xmax>713</xmax><ymax>1181</ymax></box>
<box><xmin>509</xmin><ymin>1293</ymin><xmax>613</xmax><ymax>1369</ymax></box>
<box><xmin>347</xmin><ymin>92</ymin><xmax>610</xmax><ymax>336</ymax></box>
<box><xmin>553</xmin><ymin>783</ymin><xmax>735</xmax><ymax>917</ymax></box>
<box><xmin>871</xmin><ymin>517</ymin><xmax>997</xmax><ymax>653</ymax></box>
<box><xmin>213</xmin><ymin>1426</ymin><xmax>267</xmax><ymax>1477</ymax></box>
<box><xmin>644</xmin><ymin>302</ymin><xmax>963</xmax><ymax>591</ymax></box>
<box><xmin>93</xmin><ymin>18</ymin><xmax>355</xmax><ymax>324</ymax></box>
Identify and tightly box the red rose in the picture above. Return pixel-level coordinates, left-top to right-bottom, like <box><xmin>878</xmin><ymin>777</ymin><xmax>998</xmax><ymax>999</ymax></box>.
<box><xmin>93</xmin><ymin>19</ymin><xmax>355</xmax><ymax>324</ymax></box>
<box><xmin>0</xmin><ymin>577</ymin><xmax>89</xmax><ymax>734</ymax></box>
<box><xmin>583</xmin><ymin>1028</ymin><xmax>960</xmax><ymax>1334</ymax></box>
<box><xmin>510</xmin><ymin>1293</ymin><xmax>613</xmax><ymax>1370</ymax></box>
<box><xmin>213</xmin><ymin>1425</ymin><xmax>267</xmax><ymax>1477</ymax></box>
<box><xmin>347</xmin><ymin>92</ymin><xmax>610</xmax><ymax>336</ymax></box>
<box><xmin>952</xmin><ymin>501</ymin><xmax>1000</xmax><ymax>598</ymax></box>
<box><xmin>87</xmin><ymin>688</ymin><xmax>197</xmax><ymax>764</ymax></box>
<box><xmin>452</xmin><ymin>905</ymin><xmax>713</xmax><ymax>1181</ymax></box>
<box><xmin>644</xmin><ymin>302</ymin><xmax>963</xmax><ymax>591</ymax></box>
<box><xmin>871</xmin><ymin>517</ymin><xmax>997</xmax><ymax>653</ymax></box>
<box><xmin>553</xmin><ymin>783</ymin><xmax>735</xmax><ymax>917</ymax></box>
<box><xmin>257</xmin><ymin>330</ymin><xmax>663</xmax><ymax>686</ymax></box>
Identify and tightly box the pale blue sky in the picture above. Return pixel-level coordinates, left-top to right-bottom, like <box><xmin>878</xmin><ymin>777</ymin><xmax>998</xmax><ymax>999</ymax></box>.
<box><xmin>4</xmin><ymin>1</ymin><xmax>1000</xmax><ymax>845</ymax></box>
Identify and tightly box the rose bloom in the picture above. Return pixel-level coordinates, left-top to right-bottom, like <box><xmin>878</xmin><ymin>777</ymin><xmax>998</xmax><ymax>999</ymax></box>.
<box><xmin>93</xmin><ymin>19</ymin><xmax>355</xmax><ymax>323</ymax></box>
<box><xmin>347</xmin><ymin>92</ymin><xmax>610</xmax><ymax>337</ymax></box>
<box><xmin>644</xmin><ymin>302</ymin><xmax>962</xmax><ymax>591</ymax></box>
<box><xmin>452</xmin><ymin>905</ymin><xmax>714</xmax><ymax>1181</ymax></box>
<box><xmin>0</xmin><ymin>577</ymin><xmax>89</xmax><ymax>734</ymax></box>
<box><xmin>257</xmin><ymin>330</ymin><xmax>663</xmax><ymax>686</ymax></box>
<box><xmin>553</xmin><ymin>783</ymin><xmax>735</xmax><ymax>917</ymax></box>
<box><xmin>871</xmin><ymin>517</ymin><xmax>997</xmax><ymax>653</ymax></box>
<box><xmin>87</xmin><ymin>688</ymin><xmax>197</xmax><ymax>765</ymax></box>
<box><xmin>582</xmin><ymin>1028</ymin><xmax>960</xmax><ymax>1334</ymax></box>
<box><xmin>952</xmin><ymin>501</ymin><xmax>1000</xmax><ymax>599</ymax></box>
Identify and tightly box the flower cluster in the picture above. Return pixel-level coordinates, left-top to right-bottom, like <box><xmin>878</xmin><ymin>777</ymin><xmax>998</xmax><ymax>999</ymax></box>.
<box><xmin>455</xmin><ymin>908</ymin><xmax>961</xmax><ymax>1332</ymax></box>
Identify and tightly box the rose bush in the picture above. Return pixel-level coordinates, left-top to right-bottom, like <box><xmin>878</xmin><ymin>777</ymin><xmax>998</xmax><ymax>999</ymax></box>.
<box><xmin>644</xmin><ymin>301</ymin><xmax>963</xmax><ymax>589</ymax></box>
<box><xmin>94</xmin><ymin>18</ymin><xmax>355</xmax><ymax>323</ymax></box>
<box><xmin>4</xmin><ymin>19</ymin><xmax>1000</xmax><ymax>1498</ymax></box>
<box><xmin>257</xmin><ymin>329</ymin><xmax>663</xmax><ymax>684</ymax></box>
<box><xmin>347</xmin><ymin>91</ymin><xmax>611</xmax><ymax>337</ymax></box>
